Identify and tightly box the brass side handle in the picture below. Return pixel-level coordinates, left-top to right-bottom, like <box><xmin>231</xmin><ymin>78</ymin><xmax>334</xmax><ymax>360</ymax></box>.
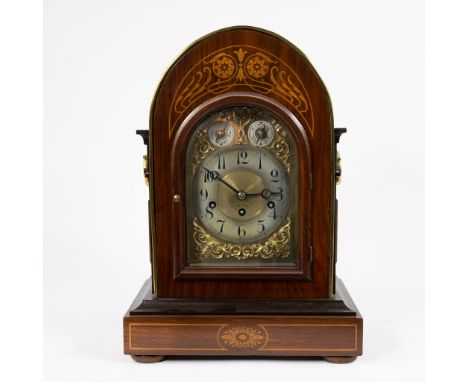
<box><xmin>143</xmin><ymin>155</ymin><xmax>149</xmax><ymax>186</ymax></box>
<box><xmin>137</xmin><ymin>130</ymin><xmax>150</xmax><ymax>187</ymax></box>
<box><xmin>334</xmin><ymin>128</ymin><xmax>347</xmax><ymax>185</ymax></box>
<box><xmin>336</xmin><ymin>151</ymin><xmax>342</xmax><ymax>184</ymax></box>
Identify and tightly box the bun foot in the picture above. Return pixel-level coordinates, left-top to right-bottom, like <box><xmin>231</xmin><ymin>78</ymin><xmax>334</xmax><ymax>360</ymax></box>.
<box><xmin>131</xmin><ymin>355</ymin><xmax>166</xmax><ymax>363</ymax></box>
<box><xmin>323</xmin><ymin>356</ymin><xmax>357</xmax><ymax>364</ymax></box>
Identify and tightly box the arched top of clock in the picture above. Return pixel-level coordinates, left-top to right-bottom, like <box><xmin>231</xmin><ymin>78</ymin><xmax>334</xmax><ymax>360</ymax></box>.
<box><xmin>151</xmin><ymin>26</ymin><xmax>332</xmax><ymax>140</ymax></box>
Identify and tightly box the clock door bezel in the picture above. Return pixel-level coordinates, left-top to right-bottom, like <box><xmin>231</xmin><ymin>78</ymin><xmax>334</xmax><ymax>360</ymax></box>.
<box><xmin>171</xmin><ymin>92</ymin><xmax>313</xmax><ymax>280</ymax></box>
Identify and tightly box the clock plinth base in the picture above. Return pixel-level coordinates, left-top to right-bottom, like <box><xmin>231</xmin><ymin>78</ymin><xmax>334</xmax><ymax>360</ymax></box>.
<box><xmin>124</xmin><ymin>279</ymin><xmax>362</xmax><ymax>361</ymax></box>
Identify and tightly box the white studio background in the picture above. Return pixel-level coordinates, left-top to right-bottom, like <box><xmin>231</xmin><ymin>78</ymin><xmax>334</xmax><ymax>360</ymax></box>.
<box><xmin>44</xmin><ymin>1</ymin><xmax>424</xmax><ymax>381</ymax></box>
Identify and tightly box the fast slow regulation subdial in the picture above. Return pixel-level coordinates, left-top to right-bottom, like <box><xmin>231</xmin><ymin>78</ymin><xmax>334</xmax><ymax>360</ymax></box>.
<box><xmin>248</xmin><ymin>120</ymin><xmax>274</xmax><ymax>147</ymax></box>
<box><xmin>208</xmin><ymin>120</ymin><xmax>235</xmax><ymax>147</ymax></box>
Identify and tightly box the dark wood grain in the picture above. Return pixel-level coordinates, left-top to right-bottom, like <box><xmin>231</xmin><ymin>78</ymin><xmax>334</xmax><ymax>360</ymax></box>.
<box><xmin>128</xmin><ymin>279</ymin><xmax>356</xmax><ymax>316</ymax></box>
<box><xmin>124</xmin><ymin>279</ymin><xmax>363</xmax><ymax>358</ymax></box>
<box><xmin>149</xmin><ymin>26</ymin><xmax>334</xmax><ymax>299</ymax></box>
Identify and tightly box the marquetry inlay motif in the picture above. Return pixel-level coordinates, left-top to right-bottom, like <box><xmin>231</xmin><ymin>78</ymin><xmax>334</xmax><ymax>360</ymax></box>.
<box><xmin>169</xmin><ymin>45</ymin><xmax>313</xmax><ymax>137</ymax></box>
<box><xmin>218</xmin><ymin>325</ymin><xmax>268</xmax><ymax>349</ymax></box>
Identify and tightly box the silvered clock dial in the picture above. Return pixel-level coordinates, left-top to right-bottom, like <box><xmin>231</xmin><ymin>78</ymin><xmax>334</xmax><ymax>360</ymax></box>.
<box><xmin>193</xmin><ymin>145</ymin><xmax>290</xmax><ymax>243</ymax></box>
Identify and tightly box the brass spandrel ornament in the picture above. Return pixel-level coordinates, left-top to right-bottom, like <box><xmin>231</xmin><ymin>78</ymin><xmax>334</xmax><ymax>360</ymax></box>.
<box><xmin>192</xmin><ymin>217</ymin><xmax>291</xmax><ymax>262</ymax></box>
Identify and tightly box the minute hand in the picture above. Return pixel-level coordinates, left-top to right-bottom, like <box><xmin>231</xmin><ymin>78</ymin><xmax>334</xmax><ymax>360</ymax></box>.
<box><xmin>202</xmin><ymin>167</ymin><xmax>240</xmax><ymax>193</ymax></box>
<box><xmin>218</xmin><ymin>177</ymin><xmax>240</xmax><ymax>193</ymax></box>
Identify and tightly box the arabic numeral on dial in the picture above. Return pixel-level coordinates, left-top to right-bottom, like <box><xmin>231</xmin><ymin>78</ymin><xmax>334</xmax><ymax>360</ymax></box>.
<box><xmin>205</xmin><ymin>208</ymin><xmax>213</xmax><ymax>219</ymax></box>
<box><xmin>277</xmin><ymin>187</ymin><xmax>283</xmax><ymax>201</ymax></box>
<box><xmin>204</xmin><ymin>169</ymin><xmax>218</xmax><ymax>183</ymax></box>
<box><xmin>200</xmin><ymin>188</ymin><xmax>208</xmax><ymax>201</ymax></box>
<box><xmin>267</xmin><ymin>201</ymin><xmax>277</xmax><ymax>219</ymax></box>
<box><xmin>270</xmin><ymin>169</ymin><xmax>279</xmax><ymax>183</ymax></box>
<box><xmin>237</xmin><ymin>226</ymin><xmax>246</xmax><ymax>237</ymax></box>
<box><xmin>237</xmin><ymin>150</ymin><xmax>248</xmax><ymax>164</ymax></box>
<box><xmin>216</xmin><ymin>219</ymin><xmax>225</xmax><ymax>233</ymax></box>
<box><xmin>269</xmin><ymin>208</ymin><xmax>277</xmax><ymax>219</ymax></box>
<box><xmin>257</xmin><ymin>219</ymin><xmax>265</xmax><ymax>233</ymax></box>
<box><xmin>217</xmin><ymin>155</ymin><xmax>226</xmax><ymax>170</ymax></box>
<box><xmin>205</xmin><ymin>201</ymin><xmax>216</xmax><ymax>219</ymax></box>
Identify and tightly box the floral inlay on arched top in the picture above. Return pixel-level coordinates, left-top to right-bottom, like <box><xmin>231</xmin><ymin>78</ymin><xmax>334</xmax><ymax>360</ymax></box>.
<box><xmin>168</xmin><ymin>45</ymin><xmax>312</xmax><ymax>137</ymax></box>
<box><xmin>246</xmin><ymin>55</ymin><xmax>269</xmax><ymax>78</ymax></box>
<box><xmin>213</xmin><ymin>56</ymin><xmax>236</xmax><ymax>79</ymax></box>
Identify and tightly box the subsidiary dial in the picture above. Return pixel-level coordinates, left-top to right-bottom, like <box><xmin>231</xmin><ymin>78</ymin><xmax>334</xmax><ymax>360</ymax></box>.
<box><xmin>208</xmin><ymin>120</ymin><xmax>234</xmax><ymax>147</ymax></box>
<box><xmin>248</xmin><ymin>120</ymin><xmax>274</xmax><ymax>147</ymax></box>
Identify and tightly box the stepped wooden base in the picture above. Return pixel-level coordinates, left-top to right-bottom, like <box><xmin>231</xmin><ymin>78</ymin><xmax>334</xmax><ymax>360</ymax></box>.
<box><xmin>123</xmin><ymin>279</ymin><xmax>363</xmax><ymax>362</ymax></box>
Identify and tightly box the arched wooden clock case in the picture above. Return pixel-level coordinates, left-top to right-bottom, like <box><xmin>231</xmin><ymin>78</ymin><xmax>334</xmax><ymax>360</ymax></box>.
<box><xmin>124</xmin><ymin>26</ymin><xmax>363</xmax><ymax>363</ymax></box>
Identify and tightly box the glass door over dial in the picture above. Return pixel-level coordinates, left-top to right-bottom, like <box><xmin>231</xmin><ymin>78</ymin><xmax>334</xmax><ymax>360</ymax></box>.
<box><xmin>185</xmin><ymin>105</ymin><xmax>299</xmax><ymax>267</ymax></box>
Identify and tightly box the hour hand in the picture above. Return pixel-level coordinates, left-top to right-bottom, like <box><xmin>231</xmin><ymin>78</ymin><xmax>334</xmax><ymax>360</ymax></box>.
<box><xmin>245</xmin><ymin>188</ymin><xmax>282</xmax><ymax>199</ymax></box>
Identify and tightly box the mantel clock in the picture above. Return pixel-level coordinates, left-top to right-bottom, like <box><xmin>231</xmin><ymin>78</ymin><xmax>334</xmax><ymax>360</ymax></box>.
<box><xmin>124</xmin><ymin>26</ymin><xmax>363</xmax><ymax>363</ymax></box>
